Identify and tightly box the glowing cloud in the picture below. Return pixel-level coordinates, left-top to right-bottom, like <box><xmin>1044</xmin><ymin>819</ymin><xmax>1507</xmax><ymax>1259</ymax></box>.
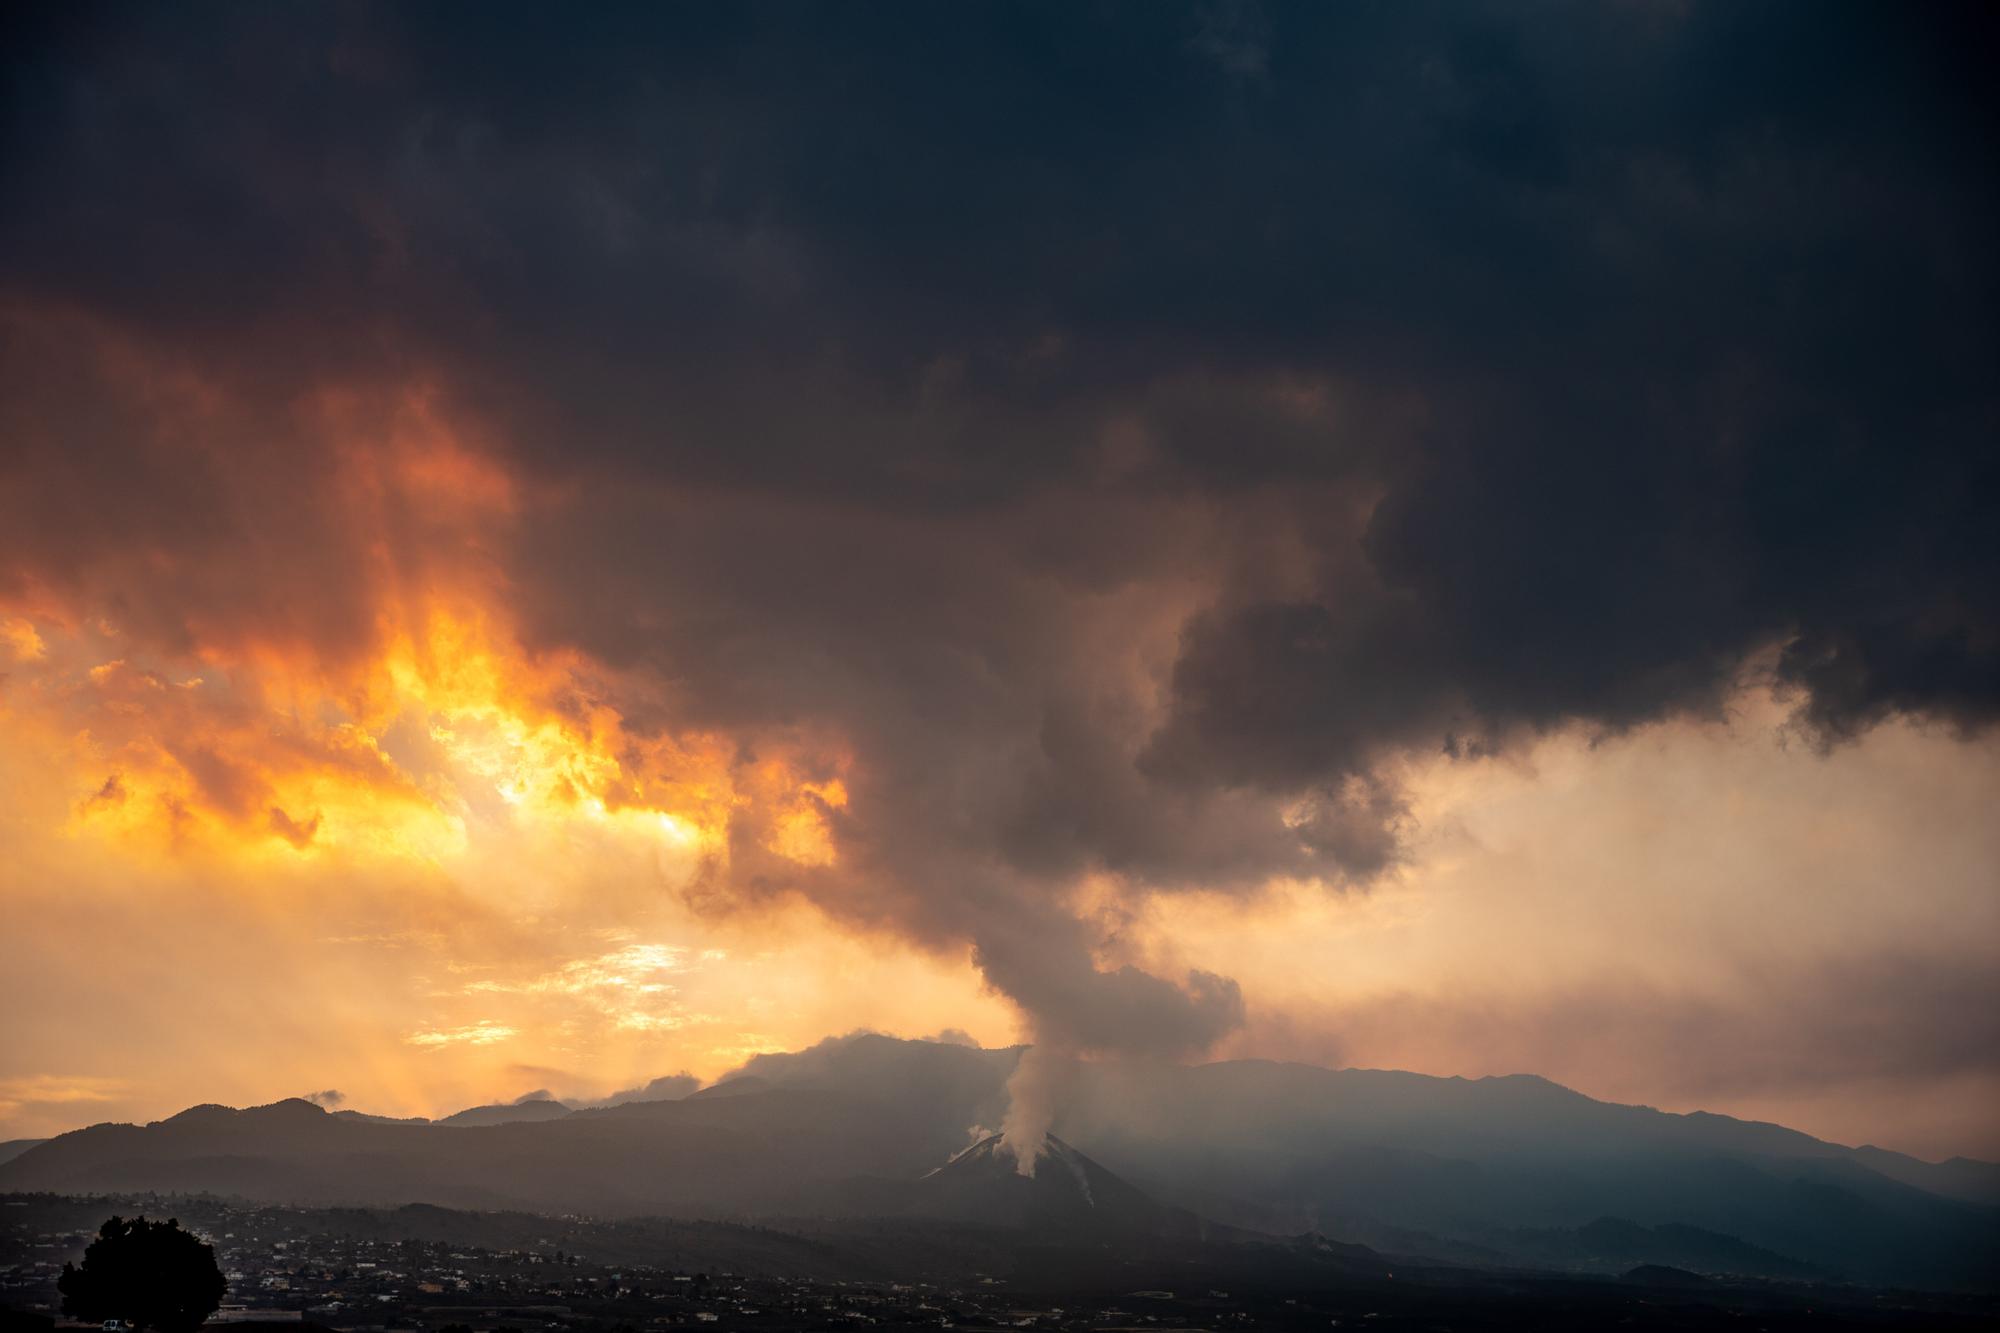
<box><xmin>405</xmin><ymin>1022</ymin><xmax>519</xmax><ymax>1050</ymax></box>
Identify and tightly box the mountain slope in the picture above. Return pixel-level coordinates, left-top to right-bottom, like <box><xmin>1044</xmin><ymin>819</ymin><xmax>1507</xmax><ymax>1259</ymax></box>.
<box><xmin>0</xmin><ymin>1089</ymin><xmax>935</xmax><ymax>1216</ymax></box>
<box><xmin>3</xmin><ymin>1038</ymin><xmax>1992</xmax><ymax>1290</ymax></box>
<box><xmin>0</xmin><ymin>1139</ymin><xmax>45</xmax><ymax>1167</ymax></box>
<box><xmin>905</xmin><ymin>1132</ymin><xmax>1217</xmax><ymax>1240</ymax></box>
<box><xmin>434</xmin><ymin>1097</ymin><xmax>573</xmax><ymax>1127</ymax></box>
<box><xmin>1045</xmin><ymin>1060</ymin><xmax>1999</xmax><ymax>1288</ymax></box>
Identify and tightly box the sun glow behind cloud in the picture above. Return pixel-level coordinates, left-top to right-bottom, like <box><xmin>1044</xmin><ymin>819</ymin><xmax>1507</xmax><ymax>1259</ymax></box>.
<box><xmin>406</xmin><ymin>1021</ymin><xmax>519</xmax><ymax>1049</ymax></box>
<box><xmin>0</xmin><ymin>364</ymin><xmax>999</xmax><ymax>1133</ymax></box>
<box><xmin>19</xmin><ymin>606</ymin><xmax>735</xmax><ymax>870</ymax></box>
<box><xmin>0</xmin><ymin>592</ymin><xmax>1016</xmax><ymax>1126</ymax></box>
<box><xmin>0</xmin><ymin>567</ymin><xmax>930</xmax><ymax>1113</ymax></box>
<box><xmin>0</xmin><ymin>402</ymin><xmax>845</xmax><ymax>881</ymax></box>
<box><xmin>0</xmin><ymin>313</ymin><xmax>837</xmax><ymax>892</ymax></box>
<box><xmin>0</xmin><ymin>235</ymin><xmax>1994</xmax><ymax>1161</ymax></box>
<box><xmin>6</xmin><ymin>562</ymin><xmax>1998</xmax><ymax>1156</ymax></box>
<box><xmin>5</xmin><ymin>510</ymin><xmax>1998</xmax><ymax>1157</ymax></box>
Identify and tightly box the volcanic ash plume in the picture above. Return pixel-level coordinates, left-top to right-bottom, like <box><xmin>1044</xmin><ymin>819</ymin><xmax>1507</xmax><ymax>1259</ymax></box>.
<box><xmin>971</xmin><ymin>903</ymin><xmax>1246</xmax><ymax>1175</ymax></box>
<box><xmin>999</xmin><ymin>1044</ymin><xmax>1065</xmax><ymax>1176</ymax></box>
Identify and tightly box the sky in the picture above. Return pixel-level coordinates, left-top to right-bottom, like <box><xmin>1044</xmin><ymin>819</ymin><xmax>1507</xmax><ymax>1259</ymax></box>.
<box><xmin>1</xmin><ymin>2</ymin><xmax>1996</xmax><ymax>1161</ymax></box>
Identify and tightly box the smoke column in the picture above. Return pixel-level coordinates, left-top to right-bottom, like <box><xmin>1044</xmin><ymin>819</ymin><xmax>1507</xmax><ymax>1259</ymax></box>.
<box><xmin>999</xmin><ymin>1044</ymin><xmax>1069</xmax><ymax>1176</ymax></box>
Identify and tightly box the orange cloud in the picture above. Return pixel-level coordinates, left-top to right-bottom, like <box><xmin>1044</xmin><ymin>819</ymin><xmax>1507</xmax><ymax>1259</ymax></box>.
<box><xmin>405</xmin><ymin>1022</ymin><xmax>520</xmax><ymax>1050</ymax></box>
<box><xmin>0</xmin><ymin>312</ymin><xmax>845</xmax><ymax>879</ymax></box>
<box><xmin>0</xmin><ymin>1075</ymin><xmax>130</xmax><ymax>1117</ymax></box>
<box><xmin>0</xmin><ymin>320</ymin><xmax>923</xmax><ymax>1129</ymax></box>
<box><xmin>3</xmin><ymin>597</ymin><xmax>854</xmax><ymax>881</ymax></box>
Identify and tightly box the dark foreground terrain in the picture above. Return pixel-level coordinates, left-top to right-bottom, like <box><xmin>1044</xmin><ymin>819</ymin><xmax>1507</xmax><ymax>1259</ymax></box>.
<box><xmin>3</xmin><ymin>1194</ymin><xmax>1993</xmax><ymax>1332</ymax></box>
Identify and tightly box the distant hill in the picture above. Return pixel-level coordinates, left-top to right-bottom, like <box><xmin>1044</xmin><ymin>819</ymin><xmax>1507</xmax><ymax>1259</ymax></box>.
<box><xmin>1622</xmin><ymin>1263</ymin><xmax>1714</xmax><ymax>1287</ymax></box>
<box><xmin>330</xmin><ymin>1110</ymin><xmax>433</xmax><ymax>1126</ymax></box>
<box><xmin>3</xmin><ymin>1036</ymin><xmax>1993</xmax><ymax>1291</ymax></box>
<box><xmin>434</xmin><ymin>1097</ymin><xmax>572</xmax><ymax>1127</ymax></box>
<box><xmin>1003</xmin><ymin>1054</ymin><xmax>2000</xmax><ymax>1290</ymax></box>
<box><xmin>0</xmin><ymin>1140</ymin><xmax>45</xmax><ymax>1167</ymax></box>
<box><xmin>684</xmin><ymin>1077</ymin><xmax>772</xmax><ymax>1101</ymax></box>
<box><xmin>1850</xmin><ymin>1145</ymin><xmax>2000</xmax><ymax>1207</ymax></box>
<box><xmin>0</xmin><ymin>1086</ymin><xmax>951</xmax><ymax>1217</ymax></box>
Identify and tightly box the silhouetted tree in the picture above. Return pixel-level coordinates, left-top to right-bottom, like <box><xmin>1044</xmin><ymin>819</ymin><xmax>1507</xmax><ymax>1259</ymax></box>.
<box><xmin>59</xmin><ymin>1216</ymin><xmax>226</xmax><ymax>1333</ymax></box>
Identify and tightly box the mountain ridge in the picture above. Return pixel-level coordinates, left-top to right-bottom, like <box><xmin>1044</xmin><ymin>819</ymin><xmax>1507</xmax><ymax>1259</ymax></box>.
<box><xmin>4</xmin><ymin>1037</ymin><xmax>1992</xmax><ymax>1290</ymax></box>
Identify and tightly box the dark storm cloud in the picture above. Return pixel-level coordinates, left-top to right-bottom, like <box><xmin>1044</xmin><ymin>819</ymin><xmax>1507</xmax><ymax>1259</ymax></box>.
<box><xmin>4</xmin><ymin>1</ymin><xmax>1995</xmax><ymax>1052</ymax></box>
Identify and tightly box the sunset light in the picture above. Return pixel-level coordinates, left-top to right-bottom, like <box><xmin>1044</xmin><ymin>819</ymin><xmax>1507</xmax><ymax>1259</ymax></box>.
<box><xmin>2</xmin><ymin>5</ymin><xmax>1995</xmax><ymax>1322</ymax></box>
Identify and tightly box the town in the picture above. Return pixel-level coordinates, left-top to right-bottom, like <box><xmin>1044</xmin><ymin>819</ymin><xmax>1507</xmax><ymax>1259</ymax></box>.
<box><xmin>4</xmin><ymin>1194</ymin><xmax>1991</xmax><ymax>1333</ymax></box>
<box><xmin>0</xmin><ymin>1193</ymin><xmax>1367</xmax><ymax>1332</ymax></box>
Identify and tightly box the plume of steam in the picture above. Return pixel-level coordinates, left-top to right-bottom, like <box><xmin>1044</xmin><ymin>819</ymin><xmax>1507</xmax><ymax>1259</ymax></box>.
<box><xmin>974</xmin><ymin>903</ymin><xmax>1246</xmax><ymax>1174</ymax></box>
<box><xmin>999</xmin><ymin>1045</ymin><xmax>1068</xmax><ymax>1176</ymax></box>
<box><xmin>303</xmin><ymin>1089</ymin><xmax>344</xmax><ymax>1108</ymax></box>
